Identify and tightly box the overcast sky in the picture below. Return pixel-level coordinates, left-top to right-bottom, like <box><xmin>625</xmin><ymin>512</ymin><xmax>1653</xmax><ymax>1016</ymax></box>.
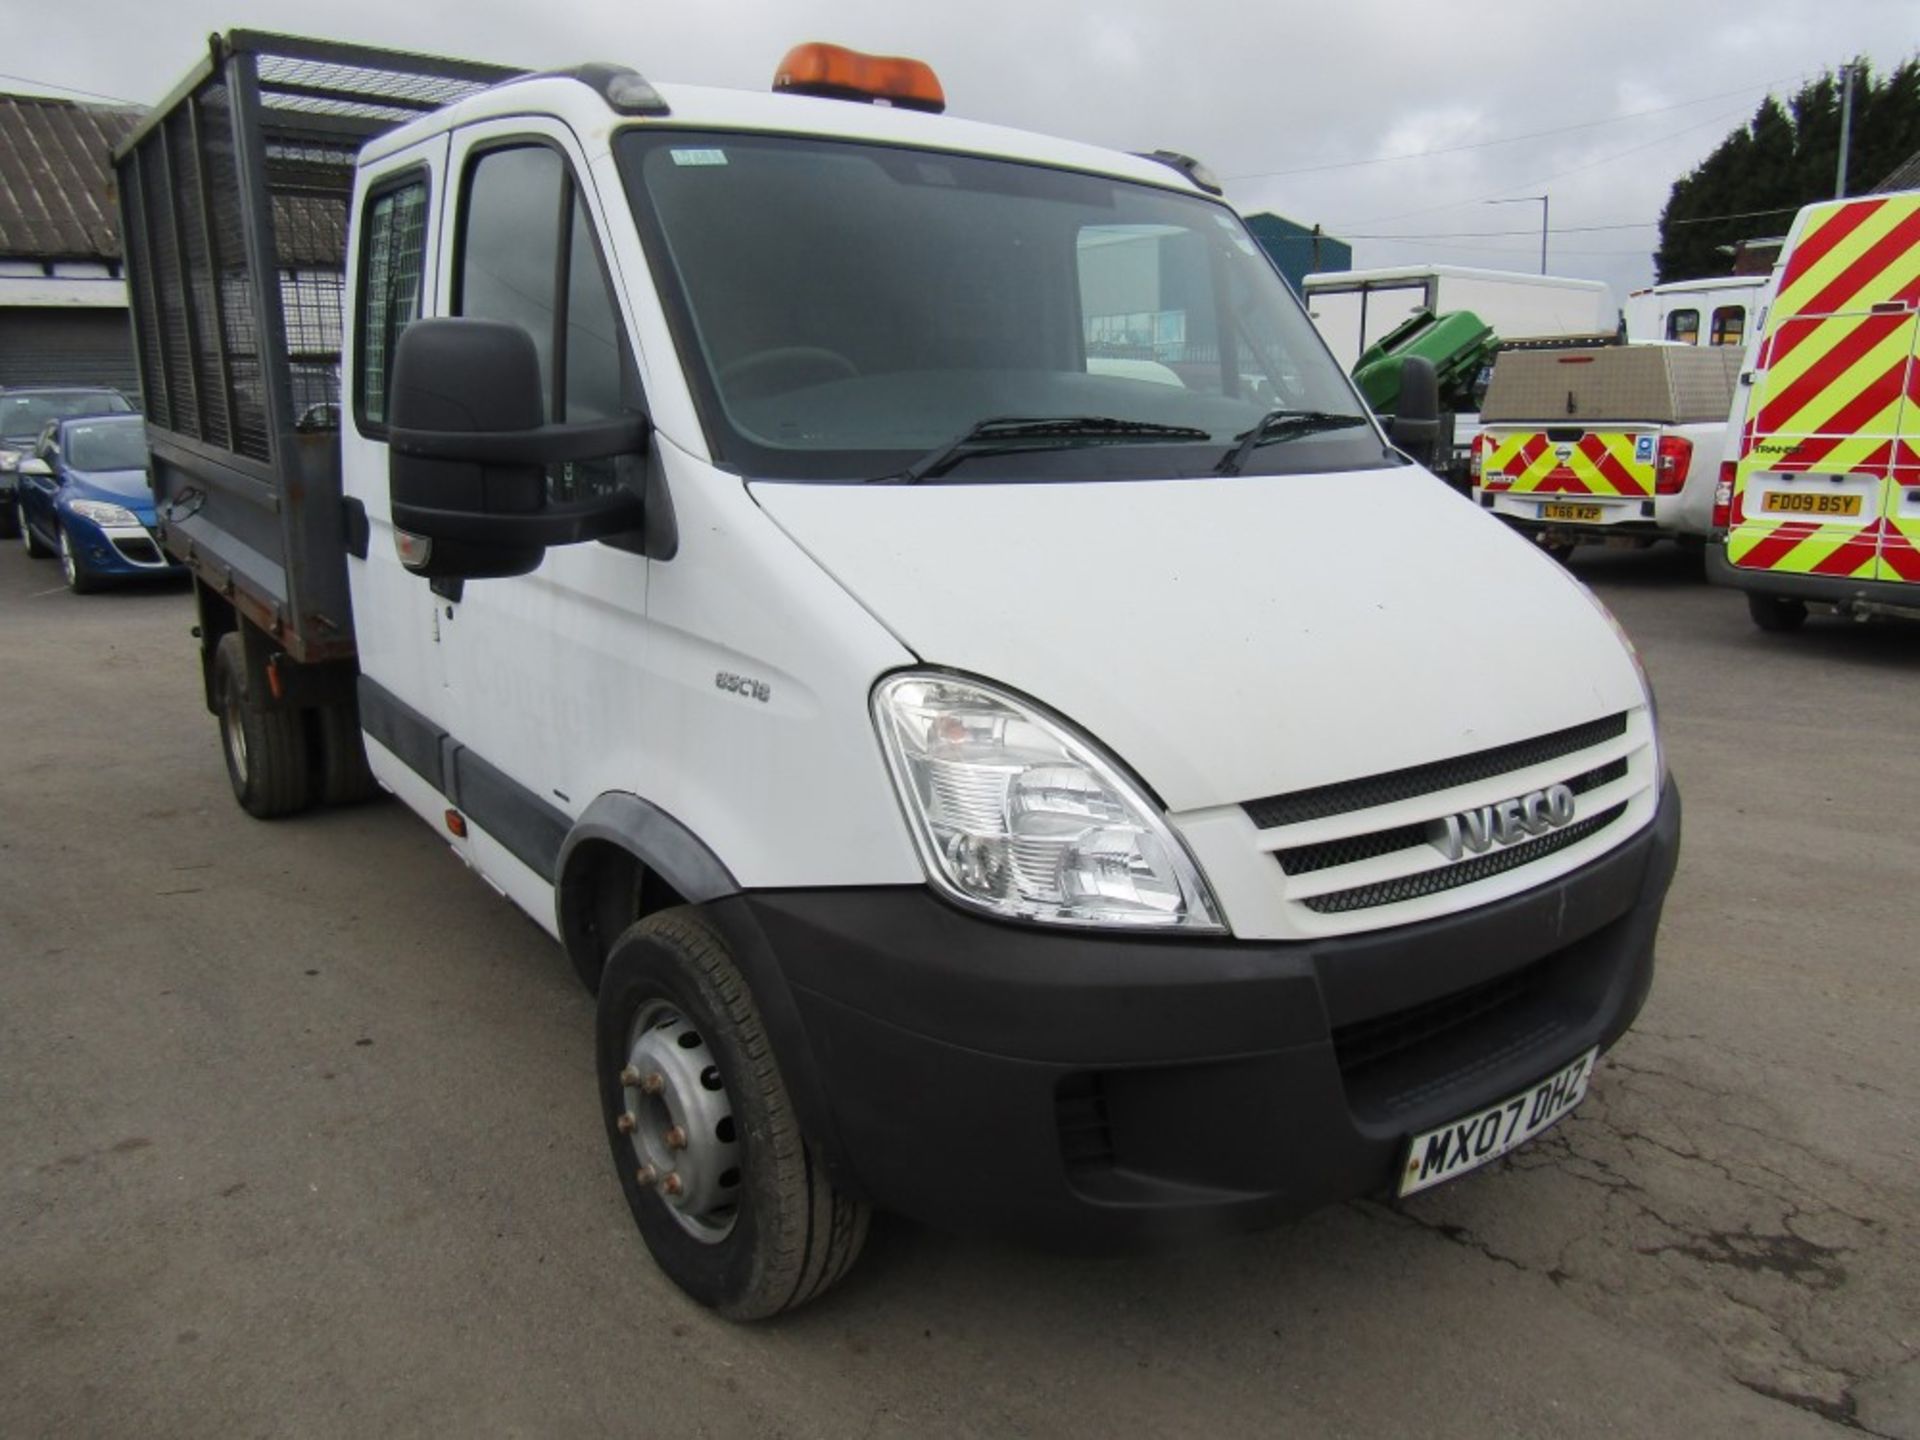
<box><xmin>7</xmin><ymin>0</ymin><xmax>1917</xmax><ymax>304</ymax></box>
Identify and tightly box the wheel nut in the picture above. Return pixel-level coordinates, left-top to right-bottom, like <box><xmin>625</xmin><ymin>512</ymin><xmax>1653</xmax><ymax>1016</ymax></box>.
<box><xmin>664</xmin><ymin>1125</ymin><xmax>688</xmax><ymax>1150</ymax></box>
<box><xmin>616</xmin><ymin>1112</ymin><xmax>637</xmax><ymax>1135</ymax></box>
<box><xmin>661</xmin><ymin>1172</ymin><xmax>684</xmax><ymax>1197</ymax></box>
<box><xmin>618</xmin><ymin>1066</ymin><xmax>641</xmax><ymax>1087</ymax></box>
<box><xmin>635</xmin><ymin>1164</ymin><xmax>657</xmax><ymax>1186</ymax></box>
<box><xmin>640</xmin><ymin>1072</ymin><xmax>666</xmax><ymax>1096</ymax></box>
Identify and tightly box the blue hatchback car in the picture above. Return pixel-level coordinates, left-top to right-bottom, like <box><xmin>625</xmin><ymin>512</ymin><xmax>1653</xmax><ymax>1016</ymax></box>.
<box><xmin>17</xmin><ymin>413</ymin><xmax>183</xmax><ymax>592</ymax></box>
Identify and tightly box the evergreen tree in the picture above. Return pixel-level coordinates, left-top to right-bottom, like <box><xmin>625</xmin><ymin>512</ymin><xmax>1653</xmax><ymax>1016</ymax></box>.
<box><xmin>1654</xmin><ymin>58</ymin><xmax>1920</xmax><ymax>282</ymax></box>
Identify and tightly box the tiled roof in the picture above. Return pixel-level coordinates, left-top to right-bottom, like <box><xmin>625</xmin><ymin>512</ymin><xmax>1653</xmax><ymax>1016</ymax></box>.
<box><xmin>0</xmin><ymin>94</ymin><xmax>143</xmax><ymax>261</ymax></box>
<box><xmin>1874</xmin><ymin>150</ymin><xmax>1920</xmax><ymax>194</ymax></box>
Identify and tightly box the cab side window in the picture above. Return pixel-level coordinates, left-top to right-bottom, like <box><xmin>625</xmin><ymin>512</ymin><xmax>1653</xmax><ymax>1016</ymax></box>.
<box><xmin>456</xmin><ymin>144</ymin><xmax>638</xmax><ymax>501</ymax></box>
<box><xmin>1710</xmin><ymin>305</ymin><xmax>1745</xmax><ymax>347</ymax></box>
<box><xmin>1666</xmin><ymin>308</ymin><xmax>1700</xmax><ymax>344</ymax></box>
<box><xmin>354</xmin><ymin>177</ymin><xmax>430</xmax><ymax>431</ymax></box>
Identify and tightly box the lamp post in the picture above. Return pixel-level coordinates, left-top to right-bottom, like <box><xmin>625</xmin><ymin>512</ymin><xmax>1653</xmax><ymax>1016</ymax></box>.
<box><xmin>1487</xmin><ymin>194</ymin><xmax>1550</xmax><ymax>274</ymax></box>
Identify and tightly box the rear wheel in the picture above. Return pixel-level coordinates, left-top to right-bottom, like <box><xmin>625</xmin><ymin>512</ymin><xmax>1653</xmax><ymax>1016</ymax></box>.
<box><xmin>214</xmin><ymin>631</ymin><xmax>313</xmax><ymax>818</ymax></box>
<box><xmin>0</xmin><ymin>498</ymin><xmax>17</xmax><ymax>540</ymax></box>
<box><xmin>596</xmin><ymin>909</ymin><xmax>869</xmax><ymax>1319</ymax></box>
<box><xmin>1747</xmin><ymin>593</ymin><xmax>1809</xmax><ymax>633</ymax></box>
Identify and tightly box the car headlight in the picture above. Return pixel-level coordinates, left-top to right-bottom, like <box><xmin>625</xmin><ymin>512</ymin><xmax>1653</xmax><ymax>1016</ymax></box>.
<box><xmin>68</xmin><ymin>499</ymin><xmax>141</xmax><ymax>527</ymax></box>
<box><xmin>872</xmin><ymin>673</ymin><xmax>1224</xmax><ymax>931</ymax></box>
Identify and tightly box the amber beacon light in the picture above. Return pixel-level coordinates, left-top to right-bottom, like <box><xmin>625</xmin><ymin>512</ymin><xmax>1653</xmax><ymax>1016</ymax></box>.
<box><xmin>773</xmin><ymin>42</ymin><xmax>946</xmax><ymax>113</ymax></box>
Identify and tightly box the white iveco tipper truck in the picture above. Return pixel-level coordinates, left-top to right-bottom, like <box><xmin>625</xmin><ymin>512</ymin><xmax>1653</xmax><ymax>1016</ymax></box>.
<box><xmin>118</xmin><ymin>32</ymin><xmax>1679</xmax><ymax>1317</ymax></box>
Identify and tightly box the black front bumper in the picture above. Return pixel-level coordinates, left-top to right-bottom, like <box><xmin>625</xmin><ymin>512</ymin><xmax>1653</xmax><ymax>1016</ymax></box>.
<box><xmin>709</xmin><ymin>780</ymin><xmax>1680</xmax><ymax>1249</ymax></box>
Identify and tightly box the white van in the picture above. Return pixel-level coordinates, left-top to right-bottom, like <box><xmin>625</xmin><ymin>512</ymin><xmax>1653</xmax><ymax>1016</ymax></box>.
<box><xmin>1623</xmin><ymin>275</ymin><xmax>1768</xmax><ymax>349</ymax></box>
<box><xmin>118</xmin><ymin>34</ymin><xmax>1680</xmax><ymax>1318</ymax></box>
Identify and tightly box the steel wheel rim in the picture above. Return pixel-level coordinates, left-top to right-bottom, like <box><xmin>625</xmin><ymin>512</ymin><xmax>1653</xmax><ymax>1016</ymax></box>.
<box><xmin>223</xmin><ymin>679</ymin><xmax>250</xmax><ymax>786</ymax></box>
<box><xmin>619</xmin><ymin>999</ymin><xmax>742</xmax><ymax>1243</ymax></box>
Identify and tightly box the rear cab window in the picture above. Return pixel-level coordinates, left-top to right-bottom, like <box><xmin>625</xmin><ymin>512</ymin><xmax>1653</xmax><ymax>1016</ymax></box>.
<box><xmin>354</xmin><ymin>175</ymin><xmax>430</xmax><ymax>432</ymax></box>
<box><xmin>1666</xmin><ymin>309</ymin><xmax>1700</xmax><ymax>344</ymax></box>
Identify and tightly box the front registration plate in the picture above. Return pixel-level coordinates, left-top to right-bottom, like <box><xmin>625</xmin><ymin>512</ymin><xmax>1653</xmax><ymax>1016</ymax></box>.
<box><xmin>1539</xmin><ymin>502</ymin><xmax>1603</xmax><ymax>522</ymax></box>
<box><xmin>1398</xmin><ymin>1048</ymin><xmax>1596</xmax><ymax>1197</ymax></box>
<box><xmin>1761</xmin><ymin>491</ymin><xmax>1862</xmax><ymax>516</ymax></box>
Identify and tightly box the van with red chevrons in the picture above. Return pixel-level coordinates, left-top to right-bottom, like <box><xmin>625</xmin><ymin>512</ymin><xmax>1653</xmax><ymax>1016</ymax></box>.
<box><xmin>1709</xmin><ymin>187</ymin><xmax>1920</xmax><ymax>629</ymax></box>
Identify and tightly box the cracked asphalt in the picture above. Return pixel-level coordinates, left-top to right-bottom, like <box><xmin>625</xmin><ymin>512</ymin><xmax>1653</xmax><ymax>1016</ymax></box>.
<box><xmin>2</xmin><ymin>542</ymin><xmax>1916</xmax><ymax>1438</ymax></box>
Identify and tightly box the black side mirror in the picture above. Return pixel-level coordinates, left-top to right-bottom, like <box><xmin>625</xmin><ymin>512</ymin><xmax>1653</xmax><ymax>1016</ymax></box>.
<box><xmin>388</xmin><ymin>317</ymin><xmax>649</xmax><ymax>580</ymax></box>
<box><xmin>1386</xmin><ymin>354</ymin><xmax>1442</xmax><ymax>469</ymax></box>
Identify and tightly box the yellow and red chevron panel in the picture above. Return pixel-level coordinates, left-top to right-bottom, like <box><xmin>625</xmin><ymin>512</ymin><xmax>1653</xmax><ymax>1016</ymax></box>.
<box><xmin>1770</xmin><ymin>192</ymin><xmax>1920</xmax><ymax>322</ymax></box>
<box><xmin>1729</xmin><ymin>190</ymin><xmax>1920</xmax><ymax>582</ymax></box>
<box><xmin>1482</xmin><ymin>430</ymin><xmax>1652</xmax><ymax>496</ymax></box>
<box><xmin>1725</xmin><ymin>441</ymin><xmax>1920</xmax><ymax>579</ymax></box>
<box><xmin>1876</xmin><ymin>449</ymin><xmax>1920</xmax><ymax>582</ymax></box>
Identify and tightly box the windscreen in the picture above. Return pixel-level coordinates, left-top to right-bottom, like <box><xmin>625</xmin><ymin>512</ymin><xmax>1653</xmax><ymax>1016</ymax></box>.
<box><xmin>617</xmin><ymin>132</ymin><xmax>1382</xmax><ymax>482</ymax></box>
<box><xmin>66</xmin><ymin>417</ymin><xmax>148</xmax><ymax>472</ymax></box>
<box><xmin>0</xmin><ymin>390</ymin><xmax>132</xmax><ymax>443</ymax></box>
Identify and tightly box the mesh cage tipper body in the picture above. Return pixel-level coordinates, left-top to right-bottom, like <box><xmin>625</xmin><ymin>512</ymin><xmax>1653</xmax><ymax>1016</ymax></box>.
<box><xmin>113</xmin><ymin>32</ymin><xmax>519</xmax><ymax>660</ymax></box>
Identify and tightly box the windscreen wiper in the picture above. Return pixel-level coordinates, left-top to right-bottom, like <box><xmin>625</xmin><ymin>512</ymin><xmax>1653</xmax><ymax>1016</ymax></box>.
<box><xmin>1214</xmin><ymin>409</ymin><xmax>1369</xmax><ymax>476</ymax></box>
<box><xmin>889</xmin><ymin>415</ymin><xmax>1212</xmax><ymax>484</ymax></box>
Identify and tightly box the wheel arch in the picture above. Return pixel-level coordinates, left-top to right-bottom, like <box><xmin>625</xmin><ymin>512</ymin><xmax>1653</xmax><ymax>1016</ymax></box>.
<box><xmin>556</xmin><ymin>793</ymin><xmax>742</xmax><ymax>991</ymax></box>
<box><xmin>557</xmin><ymin>794</ymin><xmax>861</xmax><ymax>1199</ymax></box>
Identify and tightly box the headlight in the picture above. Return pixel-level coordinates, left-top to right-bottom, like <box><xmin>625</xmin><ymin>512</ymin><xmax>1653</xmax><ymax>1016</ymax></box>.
<box><xmin>872</xmin><ymin>673</ymin><xmax>1224</xmax><ymax>931</ymax></box>
<box><xmin>68</xmin><ymin>499</ymin><xmax>141</xmax><ymax>527</ymax></box>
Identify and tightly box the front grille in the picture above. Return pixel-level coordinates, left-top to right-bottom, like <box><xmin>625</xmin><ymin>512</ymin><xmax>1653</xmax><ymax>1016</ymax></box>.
<box><xmin>1243</xmin><ymin>712</ymin><xmax>1629</xmax><ymax>829</ymax></box>
<box><xmin>1275</xmin><ymin>756</ymin><xmax>1630</xmax><ymax>876</ymax></box>
<box><xmin>1301</xmin><ymin>803</ymin><xmax>1626</xmax><ymax>914</ymax></box>
<box><xmin>113</xmin><ymin>537</ymin><xmax>164</xmax><ymax>566</ymax></box>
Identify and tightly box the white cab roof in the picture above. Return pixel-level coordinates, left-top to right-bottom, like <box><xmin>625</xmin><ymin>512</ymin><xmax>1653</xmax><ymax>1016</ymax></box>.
<box><xmin>360</xmin><ymin>71</ymin><xmax>1207</xmax><ymax>198</ymax></box>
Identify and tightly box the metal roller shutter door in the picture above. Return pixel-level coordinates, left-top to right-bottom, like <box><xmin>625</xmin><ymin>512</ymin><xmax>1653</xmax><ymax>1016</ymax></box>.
<box><xmin>0</xmin><ymin>308</ymin><xmax>141</xmax><ymax>399</ymax></box>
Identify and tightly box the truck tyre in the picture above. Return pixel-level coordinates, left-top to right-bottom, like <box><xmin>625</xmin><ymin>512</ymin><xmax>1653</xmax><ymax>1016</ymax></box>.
<box><xmin>313</xmin><ymin>701</ymin><xmax>381</xmax><ymax>806</ymax></box>
<box><xmin>1747</xmin><ymin>593</ymin><xmax>1809</xmax><ymax>633</ymax></box>
<box><xmin>214</xmin><ymin>631</ymin><xmax>313</xmax><ymax>818</ymax></box>
<box><xmin>596</xmin><ymin>909</ymin><xmax>869</xmax><ymax>1320</ymax></box>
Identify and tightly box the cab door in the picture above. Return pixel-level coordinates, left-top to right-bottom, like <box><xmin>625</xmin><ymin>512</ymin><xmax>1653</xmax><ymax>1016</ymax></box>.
<box><xmin>340</xmin><ymin>134</ymin><xmax>462</xmax><ymax>816</ymax></box>
<box><xmin>429</xmin><ymin>118</ymin><xmax>654</xmax><ymax>921</ymax></box>
<box><xmin>1728</xmin><ymin>193</ymin><xmax>1920</xmax><ymax>583</ymax></box>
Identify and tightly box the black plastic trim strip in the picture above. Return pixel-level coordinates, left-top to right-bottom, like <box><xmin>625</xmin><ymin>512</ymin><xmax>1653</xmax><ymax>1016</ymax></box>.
<box><xmin>356</xmin><ymin>674</ymin><xmax>445</xmax><ymax>791</ymax></box>
<box><xmin>1244</xmin><ymin>712</ymin><xmax>1631</xmax><ymax>829</ymax></box>
<box><xmin>452</xmin><ymin>748</ymin><xmax>570</xmax><ymax>882</ymax></box>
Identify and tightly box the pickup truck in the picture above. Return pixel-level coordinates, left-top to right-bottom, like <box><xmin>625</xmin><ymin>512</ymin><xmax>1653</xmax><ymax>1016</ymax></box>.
<box><xmin>1471</xmin><ymin>342</ymin><xmax>1738</xmax><ymax>560</ymax></box>
<box><xmin>117</xmin><ymin>31</ymin><xmax>1678</xmax><ymax>1317</ymax></box>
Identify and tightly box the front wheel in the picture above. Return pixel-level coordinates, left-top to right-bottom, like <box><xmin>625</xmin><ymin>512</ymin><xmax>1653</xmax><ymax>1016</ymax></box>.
<box><xmin>596</xmin><ymin>909</ymin><xmax>869</xmax><ymax>1319</ymax></box>
<box><xmin>21</xmin><ymin>506</ymin><xmax>50</xmax><ymax>558</ymax></box>
<box><xmin>1747</xmin><ymin>593</ymin><xmax>1809</xmax><ymax>633</ymax></box>
<box><xmin>59</xmin><ymin>526</ymin><xmax>99</xmax><ymax>593</ymax></box>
